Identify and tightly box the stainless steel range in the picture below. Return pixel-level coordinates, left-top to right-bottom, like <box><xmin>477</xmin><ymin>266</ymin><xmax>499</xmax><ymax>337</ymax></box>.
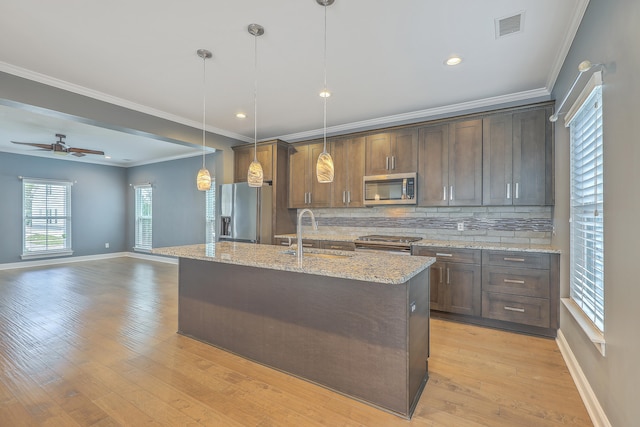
<box><xmin>354</xmin><ymin>235</ymin><xmax>422</xmax><ymax>254</ymax></box>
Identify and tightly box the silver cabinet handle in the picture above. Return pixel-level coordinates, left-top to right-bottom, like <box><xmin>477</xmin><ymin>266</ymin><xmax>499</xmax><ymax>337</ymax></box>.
<box><xmin>504</xmin><ymin>279</ymin><xmax>526</xmax><ymax>284</ymax></box>
<box><xmin>328</xmin><ymin>245</ymin><xmax>342</xmax><ymax>250</ymax></box>
<box><xmin>504</xmin><ymin>306</ymin><xmax>525</xmax><ymax>313</ymax></box>
<box><xmin>515</xmin><ymin>182</ymin><xmax>519</xmax><ymax>199</ymax></box>
<box><xmin>446</xmin><ymin>267</ymin><xmax>450</xmax><ymax>284</ymax></box>
<box><xmin>439</xmin><ymin>267</ymin><xmax>444</xmax><ymax>285</ymax></box>
<box><xmin>391</xmin><ymin>156</ymin><xmax>396</xmax><ymax>170</ymax></box>
<box><xmin>504</xmin><ymin>257</ymin><xmax>525</xmax><ymax>262</ymax></box>
<box><xmin>386</xmin><ymin>156</ymin><xmax>390</xmax><ymax>170</ymax></box>
<box><xmin>309</xmin><ymin>192</ymin><xmax>312</xmax><ymax>204</ymax></box>
<box><xmin>347</xmin><ymin>191</ymin><xmax>351</xmax><ymax>204</ymax></box>
<box><xmin>436</xmin><ymin>253</ymin><xmax>453</xmax><ymax>257</ymax></box>
<box><xmin>302</xmin><ymin>243</ymin><xmax>314</xmax><ymax>248</ymax></box>
<box><xmin>506</xmin><ymin>183</ymin><xmax>511</xmax><ymax>199</ymax></box>
<box><xmin>304</xmin><ymin>192</ymin><xmax>307</xmax><ymax>204</ymax></box>
<box><xmin>342</xmin><ymin>191</ymin><xmax>346</xmax><ymax>204</ymax></box>
<box><xmin>443</xmin><ymin>186</ymin><xmax>447</xmax><ymax>201</ymax></box>
<box><xmin>450</xmin><ymin>185</ymin><xmax>454</xmax><ymax>201</ymax></box>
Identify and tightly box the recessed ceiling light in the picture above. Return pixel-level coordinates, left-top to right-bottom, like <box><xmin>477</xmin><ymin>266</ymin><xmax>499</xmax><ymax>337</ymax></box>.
<box><xmin>104</xmin><ymin>155</ymin><xmax>111</xmax><ymax>159</ymax></box>
<box><xmin>319</xmin><ymin>89</ymin><xmax>331</xmax><ymax>98</ymax></box>
<box><xmin>236</xmin><ymin>112</ymin><xmax>247</xmax><ymax>119</ymax></box>
<box><xmin>445</xmin><ymin>56</ymin><xmax>462</xmax><ymax>66</ymax></box>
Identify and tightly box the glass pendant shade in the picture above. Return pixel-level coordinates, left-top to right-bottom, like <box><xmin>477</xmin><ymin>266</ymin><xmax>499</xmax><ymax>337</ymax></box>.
<box><xmin>247</xmin><ymin>159</ymin><xmax>264</xmax><ymax>187</ymax></box>
<box><xmin>316</xmin><ymin>151</ymin><xmax>334</xmax><ymax>183</ymax></box>
<box><xmin>196</xmin><ymin>168</ymin><xmax>212</xmax><ymax>191</ymax></box>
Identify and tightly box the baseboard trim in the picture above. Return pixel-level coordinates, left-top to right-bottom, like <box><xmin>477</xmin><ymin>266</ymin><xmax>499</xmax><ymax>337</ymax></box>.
<box><xmin>0</xmin><ymin>251</ymin><xmax>177</xmax><ymax>270</ymax></box>
<box><xmin>556</xmin><ymin>329</ymin><xmax>611</xmax><ymax>427</ymax></box>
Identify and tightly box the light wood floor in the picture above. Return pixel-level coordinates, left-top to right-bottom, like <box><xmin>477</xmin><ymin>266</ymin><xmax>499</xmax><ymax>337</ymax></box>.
<box><xmin>0</xmin><ymin>257</ymin><xmax>592</xmax><ymax>426</ymax></box>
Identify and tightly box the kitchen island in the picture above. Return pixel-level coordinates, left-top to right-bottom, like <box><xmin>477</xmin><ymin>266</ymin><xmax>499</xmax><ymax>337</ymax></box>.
<box><xmin>153</xmin><ymin>242</ymin><xmax>434</xmax><ymax>418</ymax></box>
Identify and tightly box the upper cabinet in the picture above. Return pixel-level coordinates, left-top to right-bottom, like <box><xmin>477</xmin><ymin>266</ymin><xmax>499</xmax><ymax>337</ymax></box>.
<box><xmin>418</xmin><ymin>119</ymin><xmax>482</xmax><ymax>206</ymax></box>
<box><xmin>288</xmin><ymin>142</ymin><xmax>331</xmax><ymax>208</ymax></box>
<box><xmin>233</xmin><ymin>144</ymin><xmax>273</xmax><ymax>183</ymax></box>
<box><xmin>331</xmin><ymin>136</ymin><xmax>366</xmax><ymax>207</ymax></box>
<box><xmin>365</xmin><ymin>129</ymin><xmax>418</xmax><ymax>175</ymax></box>
<box><xmin>483</xmin><ymin>106</ymin><xmax>554</xmax><ymax>206</ymax></box>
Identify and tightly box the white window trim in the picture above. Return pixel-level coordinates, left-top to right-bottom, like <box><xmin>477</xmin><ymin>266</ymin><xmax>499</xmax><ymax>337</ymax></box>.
<box><xmin>21</xmin><ymin>177</ymin><xmax>74</xmax><ymax>259</ymax></box>
<box><xmin>563</xmin><ymin>69</ymin><xmax>606</xmax><ymax>356</ymax></box>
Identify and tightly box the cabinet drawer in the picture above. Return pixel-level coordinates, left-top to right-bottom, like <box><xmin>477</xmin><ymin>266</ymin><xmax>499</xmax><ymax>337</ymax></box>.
<box><xmin>321</xmin><ymin>241</ymin><xmax>356</xmax><ymax>251</ymax></box>
<box><xmin>482</xmin><ymin>250</ymin><xmax>550</xmax><ymax>270</ymax></box>
<box><xmin>482</xmin><ymin>266</ymin><xmax>549</xmax><ymax>298</ymax></box>
<box><xmin>412</xmin><ymin>247</ymin><xmax>480</xmax><ymax>264</ymax></box>
<box><xmin>482</xmin><ymin>292</ymin><xmax>550</xmax><ymax>328</ymax></box>
<box><xmin>274</xmin><ymin>238</ymin><xmax>292</xmax><ymax>246</ymax></box>
<box><xmin>274</xmin><ymin>238</ymin><xmax>322</xmax><ymax>249</ymax></box>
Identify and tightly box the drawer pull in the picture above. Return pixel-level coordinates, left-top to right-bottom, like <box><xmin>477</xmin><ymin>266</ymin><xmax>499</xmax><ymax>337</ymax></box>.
<box><xmin>302</xmin><ymin>243</ymin><xmax>314</xmax><ymax>248</ymax></box>
<box><xmin>504</xmin><ymin>257</ymin><xmax>525</xmax><ymax>262</ymax></box>
<box><xmin>503</xmin><ymin>279</ymin><xmax>526</xmax><ymax>284</ymax></box>
<box><xmin>504</xmin><ymin>306</ymin><xmax>525</xmax><ymax>313</ymax></box>
<box><xmin>329</xmin><ymin>246</ymin><xmax>342</xmax><ymax>249</ymax></box>
<box><xmin>436</xmin><ymin>253</ymin><xmax>453</xmax><ymax>257</ymax></box>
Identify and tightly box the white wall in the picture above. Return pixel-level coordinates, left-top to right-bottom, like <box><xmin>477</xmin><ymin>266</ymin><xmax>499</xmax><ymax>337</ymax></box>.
<box><xmin>552</xmin><ymin>1</ymin><xmax>640</xmax><ymax>425</ymax></box>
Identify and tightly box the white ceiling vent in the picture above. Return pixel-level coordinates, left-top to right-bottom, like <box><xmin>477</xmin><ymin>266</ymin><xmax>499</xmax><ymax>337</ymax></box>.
<box><xmin>495</xmin><ymin>12</ymin><xmax>525</xmax><ymax>38</ymax></box>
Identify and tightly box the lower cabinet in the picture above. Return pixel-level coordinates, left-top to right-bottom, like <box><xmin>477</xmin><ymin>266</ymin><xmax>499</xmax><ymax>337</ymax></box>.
<box><xmin>273</xmin><ymin>238</ymin><xmax>355</xmax><ymax>251</ymax></box>
<box><xmin>412</xmin><ymin>247</ymin><xmax>481</xmax><ymax>317</ymax></box>
<box><xmin>412</xmin><ymin>246</ymin><xmax>559</xmax><ymax>337</ymax></box>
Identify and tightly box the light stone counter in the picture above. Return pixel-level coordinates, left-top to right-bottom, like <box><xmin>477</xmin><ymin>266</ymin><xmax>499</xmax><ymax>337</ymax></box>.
<box><xmin>153</xmin><ymin>242</ymin><xmax>434</xmax><ymax>285</ymax></box>
<box><xmin>275</xmin><ymin>233</ymin><xmax>560</xmax><ymax>254</ymax></box>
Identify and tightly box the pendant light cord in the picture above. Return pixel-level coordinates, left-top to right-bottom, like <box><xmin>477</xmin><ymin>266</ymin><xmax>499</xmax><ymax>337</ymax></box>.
<box><xmin>254</xmin><ymin>32</ymin><xmax>258</xmax><ymax>162</ymax></box>
<box><xmin>202</xmin><ymin>54</ymin><xmax>207</xmax><ymax>169</ymax></box>
<box><xmin>322</xmin><ymin>2</ymin><xmax>328</xmax><ymax>153</ymax></box>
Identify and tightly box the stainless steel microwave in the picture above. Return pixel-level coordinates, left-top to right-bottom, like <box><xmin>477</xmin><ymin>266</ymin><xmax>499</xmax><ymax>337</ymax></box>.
<box><xmin>363</xmin><ymin>173</ymin><xmax>417</xmax><ymax>206</ymax></box>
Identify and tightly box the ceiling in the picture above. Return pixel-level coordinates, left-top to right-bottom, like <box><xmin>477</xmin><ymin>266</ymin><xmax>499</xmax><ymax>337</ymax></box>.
<box><xmin>0</xmin><ymin>0</ymin><xmax>588</xmax><ymax>166</ymax></box>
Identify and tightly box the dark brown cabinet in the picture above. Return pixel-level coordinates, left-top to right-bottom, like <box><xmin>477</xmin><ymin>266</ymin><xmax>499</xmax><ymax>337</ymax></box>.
<box><xmin>418</xmin><ymin>120</ymin><xmax>482</xmax><ymax>206</ymax></box>
<box><xmin>365</xmin><ymin>129</ymin><xmax>418</xmax><ymax>175</ymax></box>
<box><xmin>481</xmin><ymin>250</ymin><xmax>559</xmax><ymax>332</ymax></box>
<box><xmin>412</xmin><ymin>246</ymin><xmax>481</xmax><ymax>316</ymax></box>
<box><xmin>273</xmin><ymin>238</ymin><xmax>355</xmax><ymax>251</ymax></box>
<box><xmin>331</xmin><ymin>136</ymin><xmax>365</xmax><ymax>207</ymax></box>
<box><xmin>288</xmin><ymin>142</ymin><xmax>331</xmax><ymax>208</ymax></box>
<box><xmin>483</xmin><ymin>106</ymin><xmax>554</xmax><ymax>206</ymax></box>
<box><xmin>233</xmin><ymin>143</ymin><xmax>273</xmax><ymax>183</ymax></box>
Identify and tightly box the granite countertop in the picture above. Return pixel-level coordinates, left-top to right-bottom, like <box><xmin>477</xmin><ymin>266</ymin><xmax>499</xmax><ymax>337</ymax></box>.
<box><xmin>153</xmin><ymin>242</ymin><xmax>434</xmax><ymax>285</ymax></box>
<box><xmin>275</xmin><ymin>233</ymin><xmax>560</xmax><ymax>254</ymax></box>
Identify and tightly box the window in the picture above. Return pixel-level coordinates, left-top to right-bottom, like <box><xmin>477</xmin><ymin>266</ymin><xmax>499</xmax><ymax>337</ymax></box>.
<box><xmin>205</xmin><ymin>179</ymin><xmax>216</xmax><ymax>244</ymax></box>
<box><xmin>134</xmin><ymin>184</ymin><xmax>152</xmax><ymax>251</ymax></box>
<box><xmin>22</xmin><ymin>178</ymin><xmax>73</xmax><ymax>259</ymax></box>
<box><xmin>567</xmin><ymin>74</ymin><xmax>604</xmax><ymax>333</ymax></box>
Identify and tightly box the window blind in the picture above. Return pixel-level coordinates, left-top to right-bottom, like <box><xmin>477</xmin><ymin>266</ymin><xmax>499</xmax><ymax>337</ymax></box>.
<box><xmin>22</xmin><ymin>178</ymin><xmax>72</xmax><ymax>256</ymax></box>
<box><xmin>205</xmin><ymin>180</ymin><xmax>216</xmax><ymax>244</ymax></box>
<box><xmin>568</xmin><ymin>84</ymin><xmax>604</xmax><ymax>332</ymax></box>
<box><xmin>134</xmin><ymin>185</ymin><xmax>153</xmax><ymax>251</ymax></box>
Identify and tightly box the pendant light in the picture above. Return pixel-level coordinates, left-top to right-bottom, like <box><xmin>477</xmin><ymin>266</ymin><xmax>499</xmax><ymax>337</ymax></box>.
<box><xmin>316</xmin><ymin>0</ymin><xmax>335</xmax><ymax>183</ymax></box>
<box><xmin>247</xmin><ymin>23</ymin><xmax>265</xmax><ymax>187</ymax></box>
<box><xmin>196</xmin><ymin>48</ymin><xmax>212</xmax><ymax>191</ymax></box>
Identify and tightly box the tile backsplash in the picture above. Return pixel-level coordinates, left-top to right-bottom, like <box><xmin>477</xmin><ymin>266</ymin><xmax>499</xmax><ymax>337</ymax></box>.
<box><xmin>301</xmin><ymin>206</ymin><xmax>554</xmax><ymax>245</ymax></box>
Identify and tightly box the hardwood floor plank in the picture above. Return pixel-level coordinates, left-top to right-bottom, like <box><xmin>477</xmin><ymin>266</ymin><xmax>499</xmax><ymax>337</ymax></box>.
<box><xmin>0</xmin><ymin>258</ymin><xmax>592</xmax><ymax>426</ymax></box>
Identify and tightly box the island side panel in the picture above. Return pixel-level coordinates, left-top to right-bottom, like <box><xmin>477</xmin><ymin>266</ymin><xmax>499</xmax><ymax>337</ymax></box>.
<box><xmin>408</xmin><ymin>268</ymin><xmax>430</xmax><ymax>414</ymax></box>
<box><xmin>178</xmin><ymin>258</ymin><xmax>411</xmax><ymax>416</ymax></box>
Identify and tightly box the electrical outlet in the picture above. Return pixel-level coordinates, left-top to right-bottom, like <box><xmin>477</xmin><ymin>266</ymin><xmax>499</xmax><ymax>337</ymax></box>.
<box><xmin>457</xmin><ymin>222</ymin><xmax>464</xmax><ymax>231</ymax></box>
<box><xmin>105</xmin><ymin>243</ymin><xmax>110</xmax><ymax>248</ymax></box>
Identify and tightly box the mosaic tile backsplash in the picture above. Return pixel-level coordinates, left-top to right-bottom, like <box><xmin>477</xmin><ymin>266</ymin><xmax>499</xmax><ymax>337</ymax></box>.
<box><xmin>300</xmin><ymin>206</ymin><xmax>554</xmax><ymax>245</ymax></box>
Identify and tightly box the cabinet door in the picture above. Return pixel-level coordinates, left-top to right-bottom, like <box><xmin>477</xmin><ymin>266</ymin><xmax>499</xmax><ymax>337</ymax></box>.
<box><xmin>365</xmin><ymin>133</ymin><xmax>392</xmax><ymax>175</ymax></box>
<box><xmin>429</xmin><ymin>261</ymin><xmax>446</xmax><ymax>311</ymax></box>
<box><xmin>449</xmin><ymin>119</ymin><xmax>482</xmax><ymax>206</ymax></box>
<box><xmin>418</xmin><ymin>125</ymin><xmax>449</xmax><ymax>206</ymax></box>
<box><xmin>233</xmin><ymin>146</ymin><xmax>253</xmax><ymax>182</ymax></box>
<box><xmin>346</xmin><ymin>137</ymin><xmax>366</xmax><ymax>207</ymax></box>
<box><xmin>330</xmin><ymin>138</ymin><xmax>349</xmax><ymax>207</ymax></box>
<box><xmin>483</xmin><ymin>113</ymin><xmax>513</xmax><ymax>205</ymax></box>
<box><xmin>390</xmin><ymin>129</ymin><xmax>418</xmax><ymax>173</ymax></box>
<box><xmin>256</xmin><ymin>145</ymin><xmax>273</xmax><ymax>182</ymax></box>
<box><xmin>309</xmin><ymin>143</ymin><xmax>332</xmax><ymax>207</ymax></box>
<box><xmin>513</xmin><ymin>107</ymin><xmax>553</xmax><ymax>205</ymax></box>
<box><xmin>288</xmin><ymin>145</ymin><xmax>309</xmax><ymax>208</ymax></box>
<box><xmin>445</xmin><ymin>262</ymin><xmax>481</xmax><ymax>316</ymax></box>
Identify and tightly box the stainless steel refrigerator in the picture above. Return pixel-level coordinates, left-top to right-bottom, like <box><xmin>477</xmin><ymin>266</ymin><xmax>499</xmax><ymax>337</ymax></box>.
<box><xmin>218</xmin><ymin>183</ymin><xmax>273</xmax><ymax>244</ymax></box>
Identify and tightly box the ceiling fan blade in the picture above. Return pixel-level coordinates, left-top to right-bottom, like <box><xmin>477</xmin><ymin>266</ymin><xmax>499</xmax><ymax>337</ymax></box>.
<box><xmin>11</xmin><ymin>141</ymin><xmax>54</xmax><ymax>150</ymax></box>
<box><xmin>71</xmin><ymin>152</ymin><xmax>86</xmax><ymax>157</ymax></box>
<box><xmin>68</xmin><ymin>147</ymin><xmax>105</xmax><ymax>156</ymax></box>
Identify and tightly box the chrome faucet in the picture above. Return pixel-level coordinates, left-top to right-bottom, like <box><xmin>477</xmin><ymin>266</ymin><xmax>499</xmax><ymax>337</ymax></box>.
<box><xmin>297</xmin><ymin>208</ymin><xmax>318</xmax><ymax>263</ymax></box>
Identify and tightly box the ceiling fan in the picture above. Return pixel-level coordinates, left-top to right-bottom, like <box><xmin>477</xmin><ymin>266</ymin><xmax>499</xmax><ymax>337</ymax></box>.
<box><xmin>11</xmin><ymin>133</ymin><xmax>105</xmax><ymax>157</ymax></box>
